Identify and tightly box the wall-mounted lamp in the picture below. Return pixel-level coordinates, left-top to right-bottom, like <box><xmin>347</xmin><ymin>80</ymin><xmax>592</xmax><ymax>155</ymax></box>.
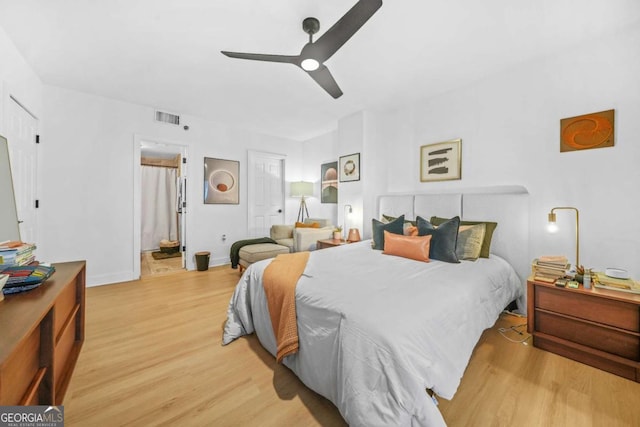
<box><xmin>547</xmin><ymin>206</ymin><xmax>580</xmax><ymax>268</ymax></box>
<box><xmin>291</xmin><ymin>181</ymin><xmax>314</xmax><ymax>222</ymax></box>
<box><xmin>343</xmin><ymin>204</ymin><xmax>353</xmax><ymax>239</ymax></box>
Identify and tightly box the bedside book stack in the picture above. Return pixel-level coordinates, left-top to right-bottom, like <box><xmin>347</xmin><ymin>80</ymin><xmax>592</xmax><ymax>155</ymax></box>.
<box><xmin>593</xmin><ymin>272</ymin><xmax>640</xmax><ymax>294</ymax></box>
<box><xmin>531</xmin><ymin>255</ymin><xmax>569</xmax><ymax>283</ymax></box>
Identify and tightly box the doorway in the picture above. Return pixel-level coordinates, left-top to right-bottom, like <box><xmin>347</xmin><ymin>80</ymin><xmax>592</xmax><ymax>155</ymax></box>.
<box><xmin>133</xmin><ymin>136</ymin><xmax>187</xmax><ymax>278</ymax></box>
<box><xmin>247</xmin><ymin>150</ymin><xmax>285</xmax><ymax>237</ymax></box>
<box><xmin>5</xmin><ymin>96</ymin><xmax>38</xmax><ymax>244</ymax></box>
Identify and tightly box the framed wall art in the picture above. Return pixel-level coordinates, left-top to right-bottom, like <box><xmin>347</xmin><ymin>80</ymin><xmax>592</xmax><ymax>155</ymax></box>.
<box><xmin>420</xmin><ymin>139</ymin><xmax>461</xmax><ymax>182</ymax></box>
<box><xmin>560</xmin><ymin>109</ymin><xmax>614</xmax><ymax>152</ymax></box>
<box><xmin>204</xmin><ymin>157</ymin><xmax>239</xmax><ymax>204</ymax></box>
<box><xmin>320</xmin><ymin>161</ymin><xmax>338</xmax><ymax>203</ymax></box>
<box><xmin>339</xmin><ymin>153</ymin><xmax>360</xmax><ymax>182</ymax></box>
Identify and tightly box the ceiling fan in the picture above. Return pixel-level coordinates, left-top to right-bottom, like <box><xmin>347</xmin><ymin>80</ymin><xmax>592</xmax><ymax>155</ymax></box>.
<box><xmin>221</xmin><ymin>0</ymin><xmax>383</xmax><ymax>99</ymax></box>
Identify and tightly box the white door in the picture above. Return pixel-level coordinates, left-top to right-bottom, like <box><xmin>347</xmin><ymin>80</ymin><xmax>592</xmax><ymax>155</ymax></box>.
<box><xmin>6</xmin><ymin>97</ymin><xmax>38</xmax><ymax>244</ymax></box>
<box><xmin>248</xmin><ymin>151</ymin><xmax>285</xmax><ymax>237</ymax></box>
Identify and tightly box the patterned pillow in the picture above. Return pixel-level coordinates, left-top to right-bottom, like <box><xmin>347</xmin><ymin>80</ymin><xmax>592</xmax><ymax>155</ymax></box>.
<box><xmin>372</xmin><ymin>215</ymin><xmax>405</xmax><ymax>250</ymax></box>
<box><xmin>416</xmin><ymin>216</ymin><xmax>460</xmax><ymax>263</ymax></box>
<box><xmin>456</xmin><ymin>223</ymin><xmax>486</xmax><ymax>261</ymax></box>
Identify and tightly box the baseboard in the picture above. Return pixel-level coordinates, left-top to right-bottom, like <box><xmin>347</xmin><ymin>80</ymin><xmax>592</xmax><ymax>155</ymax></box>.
<box><xmin>87</xmin><ymin>271</ymin><xmax>137</xmax><ymax>287</ymax></box>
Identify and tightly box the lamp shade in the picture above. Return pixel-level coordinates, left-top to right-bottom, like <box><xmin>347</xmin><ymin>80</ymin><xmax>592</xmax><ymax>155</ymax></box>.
<box><xmin>290</xmin><ymin>181</ymin><xmax>313</xmax><ymax>197</ymax></box>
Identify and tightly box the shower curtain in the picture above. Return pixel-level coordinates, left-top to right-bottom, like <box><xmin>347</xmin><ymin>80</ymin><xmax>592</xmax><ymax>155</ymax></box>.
<box><xmin>141</xmin><ymin>165</ymin><xmax>178</xmax><ymax>251</ymax></box>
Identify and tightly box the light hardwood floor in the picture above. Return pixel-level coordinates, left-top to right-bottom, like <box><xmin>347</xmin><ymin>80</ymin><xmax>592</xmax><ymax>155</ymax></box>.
<box><xmin>64</xmin><ymin>266</ymin><xmax>640</xmax><ymax>426</ymax></box>
<box><xmin>140</xmin><ymin>251</ymin><xmax>183</xmax><ymax>277</ymax></box>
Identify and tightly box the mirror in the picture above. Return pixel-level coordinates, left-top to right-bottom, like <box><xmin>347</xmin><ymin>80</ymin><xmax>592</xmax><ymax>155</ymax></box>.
<box><xmin>0</xmin><ymin>134</ymin><xmax>21</xmax><ymax>242</ymax></box>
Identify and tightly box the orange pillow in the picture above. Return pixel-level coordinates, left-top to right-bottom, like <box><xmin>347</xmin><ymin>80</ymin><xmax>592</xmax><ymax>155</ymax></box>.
<box><xmin>382</xmin><ymin>231</ymin><xmax>432</xmax><ymax>262</ymax></box>
<box><xmin>295</xmin><ymin>221</ymin><xmax>320</xmax><ymax>228</ymax></box>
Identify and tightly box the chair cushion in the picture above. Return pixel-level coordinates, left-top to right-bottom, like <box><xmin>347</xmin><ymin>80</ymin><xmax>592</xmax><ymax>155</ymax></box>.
<box><xmin>270</xmin><ymin>225</ymin><xmax>294</xmax><ymax>241</ymax></box>
<box><xmin>274</xmin><ymin>238</ymin><xmax>293</xmax><ymax>250</ymax></box>
<box><xmin>239</xmin><ymin>243</ymin><xmax>290</xmax><ymax>264</ymax></box>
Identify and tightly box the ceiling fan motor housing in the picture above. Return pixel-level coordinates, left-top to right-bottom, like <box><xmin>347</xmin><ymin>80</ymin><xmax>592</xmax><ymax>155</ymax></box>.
<box><xmin>303</xmin><ymin>17</ymin><xmax>320</xmax><ymax>35</ymax></box>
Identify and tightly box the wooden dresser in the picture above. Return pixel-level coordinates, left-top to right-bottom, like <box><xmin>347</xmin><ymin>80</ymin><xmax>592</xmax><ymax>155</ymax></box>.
<box><xmin>527</xmin><ymin>277</ymin><xmax>640</xmax><ymax>382</ymax></box>
<box><xmin>0</xmin><ymin>261</ymin><xmax>86</xmax><ymax>404</ymax></box>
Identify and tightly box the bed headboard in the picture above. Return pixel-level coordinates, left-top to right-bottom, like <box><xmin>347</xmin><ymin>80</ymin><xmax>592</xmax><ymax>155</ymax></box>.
<box><xmin>377</xmin><ymin>186</ymin><xmax>530</xmax><ymax>285</ymax></box>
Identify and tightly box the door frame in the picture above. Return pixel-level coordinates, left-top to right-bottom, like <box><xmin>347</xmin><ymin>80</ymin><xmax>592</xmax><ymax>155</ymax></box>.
<box><xmin>133</xmin><ymin>134</ymin><xmax>188</xmax><ymax>279</ymax></box>
<box><xmin>247</xmin><ymin>150</ymin><xmax>286</xmax><ymax>237</ymax></box>
<box><xmin>4</xmin><ymin>93</ymin><xmax>39</xmax><ymax>245</ymax></box>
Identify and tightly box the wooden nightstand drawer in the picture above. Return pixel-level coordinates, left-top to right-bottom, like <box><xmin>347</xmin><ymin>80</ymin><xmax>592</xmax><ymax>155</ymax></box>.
<box><xmin>528</xmin><ymin>278</ymin><xmax>640</xmax><ymax>383</ymax></box>
<box><xmin>535</xmin><ymin>286</ymin><xmax>640</xmax><ymax>332</ymax></box>
<box><xmin>536</xmin><ymin>311</ymin><xmax>640</xmax><ymax>360</ymax></box>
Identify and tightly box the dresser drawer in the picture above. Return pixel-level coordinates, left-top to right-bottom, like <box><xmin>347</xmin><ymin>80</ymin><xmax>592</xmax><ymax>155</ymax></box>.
<box><xmin>54</xmin><ymin>282</ymin><xmax>77</xmax><ymax>337</ymax></box>
<box><xmin>536</xmin><ymin>311</ymin><xmax>640</xmax><ymax>360</ymax></box>
<box><xmin>535</xmin><ymin>286</ymin><xmax>640</xmax><ymax>332</ymax></box>
<box><xmin>0</xmin><ymin>327</ymin><xmax>41</xmax><ymax>405</ymax></box>
<box><xmin>54</xmin><ymin>310</ymin><xmax>79</xmax><ymax>392</ymax></box>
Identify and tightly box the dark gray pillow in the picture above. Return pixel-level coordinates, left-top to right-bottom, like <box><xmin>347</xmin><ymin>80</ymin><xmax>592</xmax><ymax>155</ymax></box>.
<box><xmin>372</xmin><ymin>215</ymin><xmax>405</xmax><ymax>250</ymax></box>
<box><xmin>416</xmin><ymin>216</ymin><xmax>460</xmax><ymax>263</ymax></box>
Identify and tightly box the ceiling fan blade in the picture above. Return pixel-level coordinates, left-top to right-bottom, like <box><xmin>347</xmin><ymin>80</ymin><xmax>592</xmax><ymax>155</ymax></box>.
<box><xmin>312</xmin><ymin>0</ymin><xmax>382</xmax><ymax>63</ymax></box>
<box><xmin>221</xmin><ymin>51</ymin><xmax>299</xmax><ymax>64</ymax></box>
<box><xmin>307</xmin><ymin>65</ymin><xmax>343</xmax><ymax>99</ymax></box>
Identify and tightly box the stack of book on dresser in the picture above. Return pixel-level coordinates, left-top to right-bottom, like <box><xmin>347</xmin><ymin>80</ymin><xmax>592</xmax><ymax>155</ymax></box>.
<box><xmin>532</xmin><ymin>255</ymin><xmax>569</xmax><ymax>283</ymax></box>
<box><xmin>0</xmin><ymin>241</ymin><xmax>37</xmax><ymax>268</ymax></box>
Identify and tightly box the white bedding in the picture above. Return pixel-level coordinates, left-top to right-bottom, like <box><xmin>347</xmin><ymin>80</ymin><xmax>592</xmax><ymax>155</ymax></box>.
<box><xmin>223</xmin><ymin>240</ymin><xmax>522</xmax><ymax>426</ymax></box>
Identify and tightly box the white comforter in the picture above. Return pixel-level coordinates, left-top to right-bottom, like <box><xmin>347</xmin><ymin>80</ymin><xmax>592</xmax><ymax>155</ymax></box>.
<box><xmin>223</xmin><ymin>241</ymin><xmax>522</xmax><ymax>426</ymax></box>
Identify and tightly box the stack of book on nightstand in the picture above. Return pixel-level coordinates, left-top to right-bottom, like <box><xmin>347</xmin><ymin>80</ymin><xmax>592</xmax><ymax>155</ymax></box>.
<box><xmin>532</xmin><ymin>255</ymin><xmax>569</xmax><ymax>283</ymax></box>
<box><xmin>593</xmin><ymin>273</ymin><xmax>640</xmax><ymax>294</ymax></box>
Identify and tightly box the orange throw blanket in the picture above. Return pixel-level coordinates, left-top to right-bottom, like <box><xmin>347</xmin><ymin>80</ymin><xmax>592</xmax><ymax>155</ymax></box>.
<box><xmin>263</xmin><ymin>251</ymin><xmax>310</xmax><ymax>363</ymax></box>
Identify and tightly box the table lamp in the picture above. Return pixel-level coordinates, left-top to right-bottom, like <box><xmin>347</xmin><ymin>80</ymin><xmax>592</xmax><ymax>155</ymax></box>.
<box><xmin>547</xmin><ymin>206</ymin><xmax>579</xmax><ymax>268</ymax></box>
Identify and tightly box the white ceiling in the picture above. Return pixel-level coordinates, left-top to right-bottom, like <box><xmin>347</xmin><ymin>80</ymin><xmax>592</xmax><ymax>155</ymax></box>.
<box><xmin>1</xmin><ymin>1</ymin><xmax>638</xmax><ymax>141</ymax></box>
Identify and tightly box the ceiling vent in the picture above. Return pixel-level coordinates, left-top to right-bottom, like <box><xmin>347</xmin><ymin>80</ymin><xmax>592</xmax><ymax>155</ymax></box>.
<box><xmin>155</xmin><ymin>110</ymin><xmax>180</xmax><ymax>126</ymax></box>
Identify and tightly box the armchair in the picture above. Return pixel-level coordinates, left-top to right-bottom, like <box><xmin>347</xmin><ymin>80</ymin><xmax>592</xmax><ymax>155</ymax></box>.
<box><xmin>269</xmin><ymin>218</ymin><xmax>334</xmax><ymax>252</ymax></box>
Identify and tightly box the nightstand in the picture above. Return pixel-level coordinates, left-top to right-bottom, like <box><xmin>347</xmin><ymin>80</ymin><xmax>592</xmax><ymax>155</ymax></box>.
<box><xmin>527</xmin><ymin>277</ymin><xmax>640</xmax><ymax>382</ymax></box>
<box><xmin>316</xmin><ymin>238</ymin><xmax>348</xmax><ymax>250</ymax></box>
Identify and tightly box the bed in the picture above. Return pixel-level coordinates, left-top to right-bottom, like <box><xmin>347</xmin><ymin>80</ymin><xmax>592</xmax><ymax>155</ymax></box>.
<box><xmin>223</xmin><ymin>187</ymin><xmax>529</xmax><ymax>426</ymax></box>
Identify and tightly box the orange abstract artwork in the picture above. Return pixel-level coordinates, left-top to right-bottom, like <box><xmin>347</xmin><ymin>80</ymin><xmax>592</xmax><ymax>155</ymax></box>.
<box><xmin>560</xmin><ymin>109</ymin><xmax>614</xmax><ymax>152</ymax></box>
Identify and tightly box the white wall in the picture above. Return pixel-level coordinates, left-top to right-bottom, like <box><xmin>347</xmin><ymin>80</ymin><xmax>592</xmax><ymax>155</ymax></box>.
<box><xmin>40</xmin><ymin>85</ymin><xmax>302</xmax><ymax>286</ymax></box>
<box><xmin>301</xmin><ymin>131</ymin><xmax>338</xmax><ymax>226</ymax></box>
<box><xmin>372</xmin><ymin>25</ymin><xmax>640</xmax><ymax>276</ymax></box>
<box><xmin>0</xmin><ymin>26</ymin><xmax>44</xmax><ymax>125</ymax></box>
<box><xmin>335</xmin><ymin>112</ymin><xmax>365</xmax><ymax>238</ymax></box>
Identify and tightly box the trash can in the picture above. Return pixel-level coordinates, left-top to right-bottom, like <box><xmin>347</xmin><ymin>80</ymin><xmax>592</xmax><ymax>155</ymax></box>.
<box><xmin>195</xmin><ymin>251</ymin><xmax>210</xmax><ymax>271</ymax></box>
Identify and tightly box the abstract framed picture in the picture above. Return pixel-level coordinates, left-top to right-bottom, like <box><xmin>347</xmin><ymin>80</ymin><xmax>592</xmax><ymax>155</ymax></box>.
<box><xmin>320</xmin><ymin>161</ymin><xmax>338</xmax><ymax>203</ymax></box>
<box><xmin>420</xmin><ymin>139</ymin><xmax>461</xmax><ymax>182</ymax></box>
<box><xmin>339</xmin><ymin>153</ymin><xmax>360</xmax><ymax>182</ymax></box>
<box><xmin>560</xmin><ymin>109</ymin><xmax>614</xmax><ymax>152</ymax></box>
<box><xmin>204</xmin><ymin>157</ymin><xmax>239</xmax><ymax>204</ymax></box>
